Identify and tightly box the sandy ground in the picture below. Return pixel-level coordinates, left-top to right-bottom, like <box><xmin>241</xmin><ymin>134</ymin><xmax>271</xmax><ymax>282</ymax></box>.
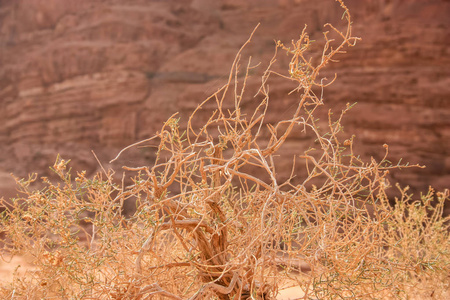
<box><xmin>0</xmin><ymin>254</ymin><xmax>36</xmax><ymax>285</ymax></box>
<box><xmin>276</xmin><ymin>286</ymin><xmax>306</xmax><ymax>300</ymax></box>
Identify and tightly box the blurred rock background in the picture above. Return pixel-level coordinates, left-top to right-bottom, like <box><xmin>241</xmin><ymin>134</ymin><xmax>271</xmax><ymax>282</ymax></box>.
<box><xmin>0</xmin><ymin>0</ymin><xmax>449</xmax><ymax>204</ymax></box>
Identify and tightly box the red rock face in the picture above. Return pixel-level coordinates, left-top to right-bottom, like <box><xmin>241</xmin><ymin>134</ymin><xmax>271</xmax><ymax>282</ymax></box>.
<box><xmin>0</xmin><ymin>0</ymin><xmax>449</xmax><ymax>200</ymax></box>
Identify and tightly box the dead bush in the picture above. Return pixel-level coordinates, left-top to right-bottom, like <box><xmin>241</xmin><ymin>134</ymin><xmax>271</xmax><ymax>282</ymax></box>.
<box><xmin>1</xmin><ymin>1</ymin><xmax>449</xmax><ymax>299</ymax></box>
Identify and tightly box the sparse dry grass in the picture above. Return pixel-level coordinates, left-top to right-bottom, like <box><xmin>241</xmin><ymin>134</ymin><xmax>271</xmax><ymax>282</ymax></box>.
<box><xmin>1</xmin><ymin>1</ymin><xmax>449</xmax><ymax>299</ymax></box>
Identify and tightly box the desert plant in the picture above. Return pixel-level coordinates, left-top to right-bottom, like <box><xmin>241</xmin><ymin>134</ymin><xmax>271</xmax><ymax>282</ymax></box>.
<box><xmin>1</xmin><ymin>1</ymin><xmax>449</xmax><ymax>299</ymax></box>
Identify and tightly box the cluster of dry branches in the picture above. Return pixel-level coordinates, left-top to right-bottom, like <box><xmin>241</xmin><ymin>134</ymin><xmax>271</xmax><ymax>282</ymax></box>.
<box><xmin>1</xmin><ymin>1</ymin><xmax>449</xmax><ymax>299</ymax></box>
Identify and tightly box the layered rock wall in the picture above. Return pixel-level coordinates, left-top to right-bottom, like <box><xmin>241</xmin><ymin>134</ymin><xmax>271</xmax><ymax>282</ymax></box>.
<box><xmin>0</xmin><ymin>0</ymin><xmax>449</xmax><ymax>199</ymax></box>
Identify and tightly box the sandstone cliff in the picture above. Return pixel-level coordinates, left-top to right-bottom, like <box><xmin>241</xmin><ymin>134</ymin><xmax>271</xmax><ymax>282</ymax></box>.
<box><xmin>0</xmin><ymin>0</ymin><xmax>449</xmax><ymax>200</ymax></box>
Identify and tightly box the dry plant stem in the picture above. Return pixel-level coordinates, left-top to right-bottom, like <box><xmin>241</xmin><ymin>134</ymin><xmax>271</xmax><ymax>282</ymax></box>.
<box><xmin>110</xmin><ymin>134</ymin><xmax>162</xmax><ymax>163</ymax></box>
<box><xmin>189</xmin><ymin>272</ymin><xmax>239</xmax><ymax>300</ymax></box>
<box><xmin>139</xmin><ymin>283</ymin><xmax>184</xmax><ymax>300</ymax></box>
<box><xmin>136</xmin><ymin>220</ymin><xmax>215</xmax><ymax>274</ymax></box>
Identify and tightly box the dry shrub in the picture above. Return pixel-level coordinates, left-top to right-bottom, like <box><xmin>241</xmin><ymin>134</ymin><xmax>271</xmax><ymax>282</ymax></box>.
<box><xmin>1</xmin><ymin>1</ymin><xmax>449</xmax><ymax>299</ymax></box>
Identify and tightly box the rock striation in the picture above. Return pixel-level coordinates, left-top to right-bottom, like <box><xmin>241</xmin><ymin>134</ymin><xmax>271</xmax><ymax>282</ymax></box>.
<box><xmin>0</xmin><ymin>0</ymin><xmax>449</xmax><ymax>201</ymax></box>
